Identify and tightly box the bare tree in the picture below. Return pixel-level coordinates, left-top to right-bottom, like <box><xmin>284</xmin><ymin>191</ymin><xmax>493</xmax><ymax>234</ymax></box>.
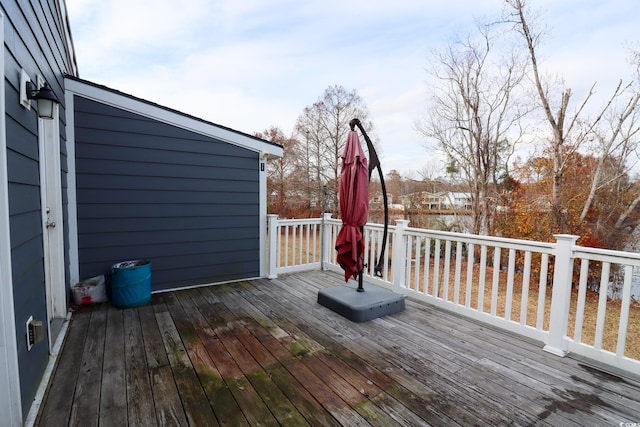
<box><xmin>503</xmin><ymin>0</ymin><xmax>640</xmax><ymax>233</ymax></box>
<box><xmin>418</xmin><ymin>158</ymin><xmax>446</xmax><ymax>182</ymax></box>
<box><xmin>294</xmin><ymin>85</ymin><xmax>374</xmax><ymax>216</ymax></box>
<box><xmin>613</xmin><ymin>75</ymin><xmax>640</xmax><ymax>235</ymax></box>
<box><xmin>419</xmin><ymin>23</ymin><xmax>529</xmax><ymax>235</ymax></box>
<box><xmin>579</xmin><ymin>83</ymin><xmax>640</xmax><ymax>223</ymax></box>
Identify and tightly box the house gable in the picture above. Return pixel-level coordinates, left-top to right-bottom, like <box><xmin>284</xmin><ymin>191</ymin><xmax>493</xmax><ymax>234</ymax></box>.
<box><xmin>70</xmin><ymin>93</ymin><xmax>269</xmax><ymax>291</ymax></box>
<box><xmin>65</xmin><ymin>77</ymin><xmax>282</xmax><ymax>292</ymax></box>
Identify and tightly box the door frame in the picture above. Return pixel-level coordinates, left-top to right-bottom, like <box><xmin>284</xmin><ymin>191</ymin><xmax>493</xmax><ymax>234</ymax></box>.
<box><xmin>0</xmin><ymin>11</ymin><xmax>24</xmax><ymax>425</ymax></box>
<box><xmin>38</xmin><ymin>85</ymin><xmax>66</xmax><ymax>349</ymax></box>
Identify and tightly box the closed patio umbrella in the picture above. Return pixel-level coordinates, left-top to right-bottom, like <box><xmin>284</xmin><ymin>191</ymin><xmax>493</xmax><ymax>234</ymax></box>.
<box><xmin>335</xmin><ymin>130</ymin><xmax>369</xmax><ymax>284</ymax></box>
<box><xmin>319</xmin><ymin>119</ymin><xmax>400</xmax><ymax>321</ymax></box>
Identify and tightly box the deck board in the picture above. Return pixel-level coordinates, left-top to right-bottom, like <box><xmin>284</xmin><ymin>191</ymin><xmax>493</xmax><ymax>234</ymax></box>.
<box><xmin>99</xmin><ymin>305</ymin><xmax>127</xmax><ymax>427</ymax></box>
<box><xmin>123</xmin><ymin>308</ymin><xmax>156</xmax><ymax>427</ymax></box>
<box><xmin>262</xmin><ymin>273</ymin><xmax>521</xmax><ymax>426</ymax></box>
<box><xmin>35</xmin><ymin>309</ymin><xmax>90</xmax><ymax>427</ymax></box>
<box><xmin>69</xmin><ymin>304</ymin><xmax>107</xmax><ymax>427</ymax></box>
<box><xmin>35</xmin><ymin>270</ymin><xmax>640</xmax><ymax>426</ymax></box>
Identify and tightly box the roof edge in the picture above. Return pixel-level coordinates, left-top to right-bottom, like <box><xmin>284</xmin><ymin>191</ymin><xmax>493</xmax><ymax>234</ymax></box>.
<box><xmin>57</xmin><ymin>0</ymin><xmax>79</xmax><ymax>76</ymax></box>
<box><xmin>64</xmin><ymin>75</ymin><xmax>283</xmax><ymax>157</ymax></box>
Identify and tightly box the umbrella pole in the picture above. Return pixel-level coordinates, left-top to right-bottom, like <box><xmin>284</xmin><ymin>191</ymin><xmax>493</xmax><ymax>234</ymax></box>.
<box><xmin>357</xmin><ymin>225</ymin><xmax>365</xmax><ymax>292</ymax></box>
<box><xmin>349</xmin><ymin>118</ymin><xmax>389</xmax><ymax>279</ymax></box>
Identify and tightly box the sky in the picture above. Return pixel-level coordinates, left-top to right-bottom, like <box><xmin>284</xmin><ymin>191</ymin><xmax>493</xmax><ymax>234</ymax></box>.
<box><xmin>65</xmin><ymin>0</ymin><xmax>639</xmax><ymax>177</ymax></box>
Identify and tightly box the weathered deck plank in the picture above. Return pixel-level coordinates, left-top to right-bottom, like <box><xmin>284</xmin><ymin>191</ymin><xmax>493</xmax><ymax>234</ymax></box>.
<box><xmin>156</xmin><ymin>302</ymin><xmax>219</xmax><ymax>427</ymax></box>
<box><xmin>138</xmin><ymin>302</ymin><xmax>169</xmax><ymax>370</ymax></box>
<box><xmin>148</xmin><ymin>365</ymin><xmax>188</xmax><ymax>426</ymax></box>
<box><xmin>35</xmin><ymin>270</ymin><xmax>640</xmax><ymax>426</ymax></box>
<box><xmin>68</xmin><ymin>304</ymin><xmax>107</xmax><ymax>427</ymax></box>
<box><xmin>174</xmin><ymin>289</ymin><xmax>250</xmax><ymax>426</ymax></box>
<box><xmin>256</xmin><ymin>274</ymin><xmax>515</xmax><ymax>426</ymax></box>
<box><xmin>193</xmin><ymin>294</ymin><xmax>310</xmax><ymax>426</ymax></box>
<box><xmin>229</xmin><ymin>281</ymin><xmax>438</xmax><ymax>425</ymax></box>
<box><xmin>99</xmin><ymin>305</ymin><xmax>127</xmax><ymax>427</ymax></box>
<box><xmin>35</xmin><ymin>308</ymin><xmax>91</xmax><ymax>426</ymax></box>
<box><xmin>208</xmin><ymin>290</ymin><xmax>344</xmax><ymax>427</ymax></box>
<box><xmin>123</xmin><ymin>308</ymin><xmax>156</xmax><ymax>427</ymax></box>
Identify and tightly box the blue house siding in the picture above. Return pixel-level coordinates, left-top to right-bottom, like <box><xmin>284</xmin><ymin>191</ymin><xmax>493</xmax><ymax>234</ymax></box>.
<box><xmin>0</xmin><ymin>0</ymin><xmax>75</xmax><ymax>423</ymax></box>
<box><xmin>73</xmin><ymin>96</ymin><xmax>261</xmax><ymax>291</ymax></box>
<box><xmin>2</xmin><ymin>0</ymin><xmax>76</xmax><ymax>420</ymax></box>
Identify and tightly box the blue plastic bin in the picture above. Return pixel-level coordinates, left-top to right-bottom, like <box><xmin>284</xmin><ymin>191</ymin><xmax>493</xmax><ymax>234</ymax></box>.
<box><xmin>110</xmin><ymin>260</ymin><xmax>151</xmax><ymax>308</ymax></box>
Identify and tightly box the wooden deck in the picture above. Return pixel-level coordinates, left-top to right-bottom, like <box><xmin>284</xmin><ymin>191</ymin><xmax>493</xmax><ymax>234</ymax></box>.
<box><xmin>35</xmin><ymin>270</ymin><xmax>640</xmax><ymax>426</ymax></box>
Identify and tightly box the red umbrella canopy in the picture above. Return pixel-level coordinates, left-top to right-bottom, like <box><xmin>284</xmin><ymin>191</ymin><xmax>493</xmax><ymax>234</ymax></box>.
<box><xmin>335</xmin><ymin>131</ymin><xmax>370</xmax><ymax>281</ymax></box>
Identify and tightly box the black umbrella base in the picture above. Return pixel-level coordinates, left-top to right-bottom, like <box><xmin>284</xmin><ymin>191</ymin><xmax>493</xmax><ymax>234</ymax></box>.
<box><xmin>317</xmin><ymin>282</ymin><xmax>405</xmax><ymax>323</ymax></box>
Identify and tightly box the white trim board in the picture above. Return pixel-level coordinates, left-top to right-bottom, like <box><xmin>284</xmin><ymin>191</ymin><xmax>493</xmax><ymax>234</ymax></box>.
<box><xmin>259</xmin><ymin>156</ymin><xmax>268</xmax><ymax>277</ymax></box>
<box><xmin>39</xmin><ymin>102</ymin><xmax>67</xmax><ymax>329</ymax></box>
<box><xmin>64</xmin><ymin>89</ymin><xmax>80</xmax><ymax>287</ymax></box>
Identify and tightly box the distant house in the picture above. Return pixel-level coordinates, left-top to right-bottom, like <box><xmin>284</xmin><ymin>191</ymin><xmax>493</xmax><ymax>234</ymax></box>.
<box><xmin>399</xmin><ymin>191</ymin><xmax>446</xmax><ymax>210</ymax></box>
<box><xmin>399</xmin><ymin>191</ymin><xmax>472</xmax><ymax>211</ymax></box>
<box><xmin>370</xmin><ymin>190</ymin><xmax>392</xmax><ymax>205</ymax></box>
<box><xmin>0</xmin><ymin>2</ymin><xmax>282</xmax><ymax>424</ymax></box>
<box><xmin>421</xmin><ymin>192</ymin><xmax>446</xmax><ymax>209</ymax></box>
<box><xmin>442</xmin><ymin>192</ymin><xmax>472</xmax><ymax>210</ymax></box>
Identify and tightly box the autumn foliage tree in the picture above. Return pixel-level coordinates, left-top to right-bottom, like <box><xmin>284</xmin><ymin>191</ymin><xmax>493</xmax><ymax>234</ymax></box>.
<box><xmin>497</xmin><ymin>149</ymin><xmax>640</xmax><ymax>251</ymax></box>
<box><xmin>256</xmin><ymin>126</ymin><xmax>302</xmax><ymax>217</ymax></box>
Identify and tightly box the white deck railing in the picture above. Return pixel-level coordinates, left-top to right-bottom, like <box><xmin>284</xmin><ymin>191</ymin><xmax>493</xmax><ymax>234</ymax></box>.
<box><xmin>267</xmin><ymin>214</ymin><xmax>640</xmax><ymax>377</ymax></box>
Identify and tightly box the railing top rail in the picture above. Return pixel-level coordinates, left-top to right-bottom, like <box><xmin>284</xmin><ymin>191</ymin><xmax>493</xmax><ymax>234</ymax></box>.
<box><xmin>573</xmin><ymin>245</ymin><xmax>640</xmax><ymax>265</ymax></box>
<box><xmin>303</xmin><ymin>217</ymin><xmax>390</xmax><ymax>230</ymax></box>
<box><xmin>404</xmin><ymin>226</ymin><xmax>556</xmax><ymax>253</ymax></box>
<box><xmin>272</xmin><ymin>216</ymin><xmax>640</xmax><ymax>264</ymax></box>
<box><xmin>274</xmin><ymin>218</ymin><xmax>323</xmax><ymax>226</ymax></box>
<box><xmin>363</xmin><ymin>221</ymin><xmax>388</xmax><ymax>231</ymax></box>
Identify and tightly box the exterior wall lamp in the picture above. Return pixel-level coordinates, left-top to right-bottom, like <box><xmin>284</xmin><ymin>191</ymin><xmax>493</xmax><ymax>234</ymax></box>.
<box><xmin>26</xmin><ymin>81</ymin><xmax>60</xmax><ymax>119</ymax></box>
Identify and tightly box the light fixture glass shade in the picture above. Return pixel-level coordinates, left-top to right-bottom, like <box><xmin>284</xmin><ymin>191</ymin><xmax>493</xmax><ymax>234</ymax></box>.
<box><xmin>36</xmin><ymin>98</ymin><xmax>55</xmax><ymax>119</ymax></box>
<box><xmin>27</xmin><ymin>82</ymin><xmax>60</xmax><ymax>119</ymax></box>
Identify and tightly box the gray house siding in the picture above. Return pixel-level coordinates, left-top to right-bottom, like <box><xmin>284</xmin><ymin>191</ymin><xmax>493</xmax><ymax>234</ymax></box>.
<box><xmin>2</xmin><ymin>0</ymin><xmax>75</xmax><ymax>419</ymax></box>
<box><xmin>74</xmin><ymin>95</ymin><xmax>261</xmax><ymax>291</ymax></box>
<box><xmin>5</xmin><ymin>111</ymin><xmax>48</xmax><ymax>387</ymax></box>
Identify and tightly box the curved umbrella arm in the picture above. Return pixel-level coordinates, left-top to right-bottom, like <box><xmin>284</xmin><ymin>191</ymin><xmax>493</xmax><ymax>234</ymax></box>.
<box><xmin>349</xmin><ymin>119</ymin><xmax>388</xmax><ymax>278</ymax></box>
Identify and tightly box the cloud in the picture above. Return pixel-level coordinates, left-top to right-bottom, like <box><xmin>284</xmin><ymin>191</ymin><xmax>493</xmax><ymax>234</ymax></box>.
<box><xmin>66</xmin><ymin>0</ymin><xmax>640</xmax><ymax>175</ymax></box>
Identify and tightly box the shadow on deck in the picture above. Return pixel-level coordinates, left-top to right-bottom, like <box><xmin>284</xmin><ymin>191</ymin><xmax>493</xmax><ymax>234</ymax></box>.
<box><xmin>35</xmin><ymin>270</ymin><xmax>640</xmax><ymax>426</ymax></box>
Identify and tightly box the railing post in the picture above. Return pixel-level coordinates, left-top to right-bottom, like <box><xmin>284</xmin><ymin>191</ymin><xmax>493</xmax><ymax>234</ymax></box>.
<box><xmin>544</xmin><ymin>234</ymin><xmax>579</xmax><ymax>357</ymax></box>
<box><xmin>267</xmin><ymin>214</ymin><xmax>279</xmax><ymax>279</ymax></box>
<box><xmin>321</xmin><ymin>213</ymin><xmax>333</xmax><ymax>270</ymax></box>
<box><xmin>391</xmin><ymin>220</ymin><xmax>409</xmax><ymax>292</ymax></box>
